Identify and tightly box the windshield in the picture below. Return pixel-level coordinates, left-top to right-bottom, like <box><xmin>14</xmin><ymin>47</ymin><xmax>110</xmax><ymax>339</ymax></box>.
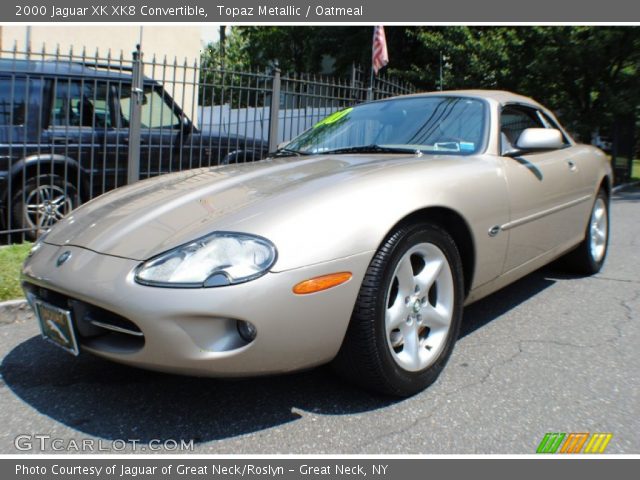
<box><xmin>285</xmin><ymin>96</ymin><xmax>486</xmax><ymax>155</ymax></box>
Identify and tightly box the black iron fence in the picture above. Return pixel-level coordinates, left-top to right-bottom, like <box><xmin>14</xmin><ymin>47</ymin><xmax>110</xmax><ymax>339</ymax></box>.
<box><xmin>609</xmin><ymin>114</ymin><xmax>636</xmax><ymax>184</ymax></box>
<box><xmin>0</xmin><ymin>44</ymin><xmax>415</xmax><ymax>243</ymax></box>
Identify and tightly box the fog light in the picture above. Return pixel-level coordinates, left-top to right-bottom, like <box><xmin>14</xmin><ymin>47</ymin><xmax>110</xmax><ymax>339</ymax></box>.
<box><xmin>237</xmin><ymin>320</ymin><xmax>257</xmax><ymax>342</ymax></box>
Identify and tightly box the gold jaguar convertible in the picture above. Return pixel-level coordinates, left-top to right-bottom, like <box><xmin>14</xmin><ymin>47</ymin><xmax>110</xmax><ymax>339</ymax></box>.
<box><xmin>22</xmin><ymin>90</ymin><xmax>611</xmax><ymax>396</ymax></box>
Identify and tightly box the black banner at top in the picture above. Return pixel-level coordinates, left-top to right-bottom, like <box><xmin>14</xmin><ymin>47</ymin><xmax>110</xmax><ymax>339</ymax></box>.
<box><xmin>4</xmin><ymin>0</ymin><xmax>640</xmax><ymax>22</ymax></box>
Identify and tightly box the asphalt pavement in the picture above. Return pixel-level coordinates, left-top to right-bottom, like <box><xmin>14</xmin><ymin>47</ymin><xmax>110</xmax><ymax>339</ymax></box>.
<box><xmin>0</xmin><ymin>186</ymin><xmax>638</xmax><ymax>454</ymax></box>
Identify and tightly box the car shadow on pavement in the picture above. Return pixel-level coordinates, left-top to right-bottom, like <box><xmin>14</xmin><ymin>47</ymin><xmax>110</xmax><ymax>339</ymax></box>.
<box><xmin>1</xmin><ymin>267</ymin><xmax>560</xmax><ymax>446</ymax></box>
<box><xmin>1</xmin><ymin>337</ymin><xmax>398</xmax><ymax>444</ymax></box>
<box><xmin>460</xmin><ymin>268</ymin><xmax>557</xmax><ymax>339</ymax></box>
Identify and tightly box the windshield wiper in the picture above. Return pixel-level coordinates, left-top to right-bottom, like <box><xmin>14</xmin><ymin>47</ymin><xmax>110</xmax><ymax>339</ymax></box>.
<box><xmin>269</xmin><ymin>147</ymin><xmax>313</xmax><ymax>158</ymax></box>
<box><xmin>320</xmin><ymin>144</ymin><xmax>421</xmax><ymax>155</ymax></box>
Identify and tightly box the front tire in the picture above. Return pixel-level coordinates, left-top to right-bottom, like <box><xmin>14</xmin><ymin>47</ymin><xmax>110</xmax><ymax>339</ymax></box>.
<box><xmin>333</xmin><ymin>223</ymin><xmax>464</xmax><ymax>396</ymax></box>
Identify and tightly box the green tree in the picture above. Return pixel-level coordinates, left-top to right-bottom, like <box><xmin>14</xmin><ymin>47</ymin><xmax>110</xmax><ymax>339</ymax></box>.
<box><xmin>395</xmin><ymin>26</ymin><xmax>640</xmax><ymax>141</ymax></box>
<box><xmin>514</xmin><ymin>27</ymin><xmax>640</xmax><ymax>141</ymax></box>
<box><xmin>201</xmin><ymin>26</ymin><xmax>640</xmax><ymax>144</ymax></box>
<box><xmin>201</xmin><ymin>27</ymin><xmax>251</xmax><ymax>72</ymax></box>
<box><xmin>234</xmin><ymin>26</ymin><xmax>326</xmax><ymax>72</ymax></box>
<box><xmin>199</xmin><ymin>28</ymin><xmax>256</xmax><ymax>107</ymax></box>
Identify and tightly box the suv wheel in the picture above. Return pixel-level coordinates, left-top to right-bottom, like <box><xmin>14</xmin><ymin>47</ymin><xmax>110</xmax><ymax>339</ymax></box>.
<box><xmin>12</xmin><ymin>173</ymin><xmax>78</xmax><ymax>240</ymax></box>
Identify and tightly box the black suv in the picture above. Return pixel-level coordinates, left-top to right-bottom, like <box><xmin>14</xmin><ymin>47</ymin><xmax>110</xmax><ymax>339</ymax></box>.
<box><xmin>0</xmin><ymin>59</ymin><xmax>266</xmax><ymax>240</ymax></box>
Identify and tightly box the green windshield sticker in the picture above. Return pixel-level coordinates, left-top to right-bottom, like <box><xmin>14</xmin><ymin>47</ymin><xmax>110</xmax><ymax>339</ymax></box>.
<box><xmin>313</xmin><ymin>107</ymin><xmax>353</xmax><ymax>128</ymax></box>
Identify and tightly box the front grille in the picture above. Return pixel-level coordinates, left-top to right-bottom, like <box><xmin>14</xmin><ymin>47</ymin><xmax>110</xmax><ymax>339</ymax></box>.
<box><xmin>23</xmin><ymin>282</ymin><xmax>144</xmax><ymax>353</ymax></box>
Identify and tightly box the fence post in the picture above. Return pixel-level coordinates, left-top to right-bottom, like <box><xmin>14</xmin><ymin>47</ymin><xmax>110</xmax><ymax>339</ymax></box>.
<box><xmin>611</xmin><ymin>114</ymin><xmax>635</xmax><ymax>185</ymax></box>
<box><xmin>350</xmin><ymin>63</ymin><xmax>357</xmax><ymax>101</ymax></box>
<box><xmin>268</xmin><ymin>61</ymin><xmax>281</xmax><ymax>153</ymax></box>
<box><xmin>127</xmin><ymin>44</ymin><xmax>144</xmax><ymax>185</ymax></box>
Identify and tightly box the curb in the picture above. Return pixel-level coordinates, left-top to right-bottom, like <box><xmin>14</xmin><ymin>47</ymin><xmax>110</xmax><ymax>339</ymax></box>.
<box><xmin>0</xmin><ymin>298</ymin><xmax>32</xmax><ymax>325</ymax></box>
<box><xmin>612</xmin><ymin>180</ymin><xmax>640</xmax><ymax>193</ymax></box>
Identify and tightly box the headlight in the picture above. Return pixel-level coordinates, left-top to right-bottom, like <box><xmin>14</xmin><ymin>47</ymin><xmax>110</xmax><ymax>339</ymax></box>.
<box><xmin>134</xmin><ymin>232</ymin><xmax>277</xmax><ymax>288</ymax></box>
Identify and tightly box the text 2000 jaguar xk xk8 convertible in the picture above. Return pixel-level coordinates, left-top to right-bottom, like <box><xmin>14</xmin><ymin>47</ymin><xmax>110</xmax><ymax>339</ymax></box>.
<box><xmin>22</xmin><ymin>90</ymin><xmax>611</xmax><ymax>396</ymax></box>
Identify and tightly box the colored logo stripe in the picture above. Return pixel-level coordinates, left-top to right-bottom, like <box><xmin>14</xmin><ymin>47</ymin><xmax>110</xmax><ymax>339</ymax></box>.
<box><xmin>584</xmin><ymin>433</ymin><xmax>613</xmax><ymax>454</ymax></box>
<box><xmin>537</xmin><ymin>433</ymin><xmax>566</xmax><ymax>453</ymax></box>
<box><xmin>537</xmin><ymin>433</ymin><xmax>613</xmax><ymax>454</ymax></box>
<box><xmin>559</xmin><ymin>433</ymin><xmax>589</xmax><ymax>453</ymax></box>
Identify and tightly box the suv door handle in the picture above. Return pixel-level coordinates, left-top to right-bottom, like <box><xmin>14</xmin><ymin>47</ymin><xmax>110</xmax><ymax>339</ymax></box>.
<box><xmin>51</xmin><ymin>137</ymin><xmax>70</xmax><ymax>144</ymax></box>
<box><xmin>567</xmin><ymin>160</ymin><xmax>577</xmax><ymax>171</ymax></box>
<box><xmin>122</xmin><ymin>137</ymin><xmax>148</xmax><ymax>144</ymax></box>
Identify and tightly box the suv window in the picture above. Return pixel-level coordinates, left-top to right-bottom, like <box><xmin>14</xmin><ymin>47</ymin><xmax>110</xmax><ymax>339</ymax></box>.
<box><xmin>51</xmin><ymin>80</ymin><xmax>113</xmax><ymax>128</ymax></box>
<box><xmin>0</xmin><ymin>77</ymin><xmax>41</xmax><ymax>126</ymax></box>
<box><xmin>118</xmin><ymin>85</ymin><xmax>180</xmax><ymax>129</ymax></box>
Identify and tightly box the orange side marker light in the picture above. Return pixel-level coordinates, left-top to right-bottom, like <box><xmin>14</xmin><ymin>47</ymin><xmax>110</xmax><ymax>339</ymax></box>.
<box><xmin>293</xmin><ymin>272</ymin><xmax>352</xmax><ymax>295</ymax></box>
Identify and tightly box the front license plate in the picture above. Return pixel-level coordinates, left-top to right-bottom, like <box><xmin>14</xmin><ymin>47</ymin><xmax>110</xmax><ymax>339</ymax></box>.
<box><xmin>34</xmin><ymin>300</ymin><xmax>79</xmax><ymax>356</ymax></box>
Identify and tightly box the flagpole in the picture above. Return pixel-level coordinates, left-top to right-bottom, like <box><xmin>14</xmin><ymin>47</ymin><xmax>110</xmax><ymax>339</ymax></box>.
<box><xmin>368</xmin><ymin>26</ymin><xmax>375</xmax><ymax>101</ymax></box>
<box><xmin>369</xmin><ymin>66</ymin><xmax>374</xmax><ymax>101</ymax></box>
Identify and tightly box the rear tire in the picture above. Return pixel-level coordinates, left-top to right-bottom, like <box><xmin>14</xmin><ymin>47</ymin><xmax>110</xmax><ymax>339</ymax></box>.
<box><xmin>332</xmin><ymin>223</ymin><xmax>464</xmax><ymax>397</ymax></box>
<box><xmin>561</xmin><ymin>189</ymin><xmax>609</xmax><ymax>275</ymax></box>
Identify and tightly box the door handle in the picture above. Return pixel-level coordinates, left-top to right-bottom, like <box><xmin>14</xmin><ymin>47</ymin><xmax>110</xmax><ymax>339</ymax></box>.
<box><xmin>122</xmin><ymin>137</ymin><xmax>148</xmax><ymax>144</ymax></box>
<box><xmin>567</xmin><ymin>160</ymin><xmax>577</xmax><ymax>171</ymax></box>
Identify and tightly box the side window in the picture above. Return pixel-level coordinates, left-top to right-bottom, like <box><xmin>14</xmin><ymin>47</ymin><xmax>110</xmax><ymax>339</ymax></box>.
<box><xmin>538</xmin><ymin>111</ymin><xmax>570</xmax><ymax>145</ymax></box>
<box><xmin>118</xmin><ymin>85</ymin><xmax>180</xmax><ymax>129</ymax></box>
<box><xmin>0</xmin><ymin>77</ymin><xmax>41</xmax><ymax>126</ymax></box>
<box><xmin>500</xmin><ymin>105</ymin><xmax>544</xmax><ymax>146</ymax></box>
<box><xmin>51</xmin><ymin>80</ymin><xmax>112</xmax><ymax>128</ymax></box>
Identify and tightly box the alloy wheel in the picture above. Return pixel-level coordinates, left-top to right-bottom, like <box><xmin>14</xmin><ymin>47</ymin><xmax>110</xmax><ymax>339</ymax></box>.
<box><xmin>385</xmin><ymin>242</ymin><xmax>455</xmax><ymax>372</ymax></box>
<box><xmin>24</xmin><ymin>184</ymin><xmax>74</xmax><ymax>231</ymax></box>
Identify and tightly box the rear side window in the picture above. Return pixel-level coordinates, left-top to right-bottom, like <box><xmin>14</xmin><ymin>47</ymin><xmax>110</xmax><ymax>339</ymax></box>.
<box><xmin>0</xmin><ymin>77</ymin><xmax>41</xmax><ymax>126</ymax></box>
<box><xmin>50</xmin><ymin>79</ymin><xmax>113</xmax><ymax>128</ymax></box>
<box><xmin>500</xmin><ymin>105</ymin><xmax>544</xmax><ymax>145</ymax></box>
<box><xmin>539</xmin><ymin>111</ymin><xmax>570</xmax><ymax>144</ymax></box>
<box><xmin>501</xmin><ymin>104</ymin><xmax>570</xmax><ymax>150</ymax></box>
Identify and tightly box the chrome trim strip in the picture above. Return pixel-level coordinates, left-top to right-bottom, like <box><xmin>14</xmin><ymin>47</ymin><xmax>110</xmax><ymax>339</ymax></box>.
<box><xmin>501</xmin><ymin>194</ymin><xmax>591</xmax><ymax>231</ymax></box>
<box><xmin>90</xmin><ymin>320</ymin><xmax>144</xmax><ymax>337</ymax></box>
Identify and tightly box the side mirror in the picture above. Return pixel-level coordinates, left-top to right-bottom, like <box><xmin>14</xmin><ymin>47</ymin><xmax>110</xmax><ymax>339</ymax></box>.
<box><xmin>180</xmin><ymin>115</ymin><xmax>193</xmax><ymax>135</ymax></box>
<box><xmin>516</xmin><ymin>128</ymin><xmax>565</xmax><ymax>151</ymax></box>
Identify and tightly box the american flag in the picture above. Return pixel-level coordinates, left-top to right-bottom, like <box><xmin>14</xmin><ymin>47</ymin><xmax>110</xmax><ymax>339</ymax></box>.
<box><xmin>372</xmin><ymin>25</ymin><xmax>389</xmax><ymax>75</ymax></box>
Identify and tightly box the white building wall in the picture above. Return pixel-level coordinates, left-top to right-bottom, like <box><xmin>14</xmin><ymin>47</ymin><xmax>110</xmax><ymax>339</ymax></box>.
<box><xmin>0</xmin><ymin>26</ymin><xmax>203</xmax><ymax>121</ymax></box>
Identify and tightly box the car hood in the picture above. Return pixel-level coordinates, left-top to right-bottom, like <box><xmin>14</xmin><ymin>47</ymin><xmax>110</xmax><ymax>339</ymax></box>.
<box><xmin>44</xmin><ymin>154</ymin><xmax>430</xmax><ymax>261</ymax></box>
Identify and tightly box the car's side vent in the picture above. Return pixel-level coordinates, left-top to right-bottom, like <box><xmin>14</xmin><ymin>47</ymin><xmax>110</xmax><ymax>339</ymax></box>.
<box><xmin>87</xmin><ymin>315</ymin><xmax>144</xmax><ymax>337</ymax></box>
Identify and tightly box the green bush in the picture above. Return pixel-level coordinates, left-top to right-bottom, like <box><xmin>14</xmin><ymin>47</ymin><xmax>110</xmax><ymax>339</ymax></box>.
<box><xmin>0</xmin><ymin>243</ymin><xmax>32</xmax><ymax>301</ymax></box>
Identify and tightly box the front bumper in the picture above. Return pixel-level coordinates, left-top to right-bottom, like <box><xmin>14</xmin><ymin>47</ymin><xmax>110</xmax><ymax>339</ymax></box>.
<box><xmin>22</xmin><ymin>243</ymin><xmax>372</xmax><ymax>376</ymax></box>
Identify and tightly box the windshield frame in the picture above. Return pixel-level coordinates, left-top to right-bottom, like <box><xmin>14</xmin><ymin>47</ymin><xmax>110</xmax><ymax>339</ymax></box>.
<box><xmin>284</xmin><ymin>94</ymin><xmax>491</xmax><ymax>157</ymax></box>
